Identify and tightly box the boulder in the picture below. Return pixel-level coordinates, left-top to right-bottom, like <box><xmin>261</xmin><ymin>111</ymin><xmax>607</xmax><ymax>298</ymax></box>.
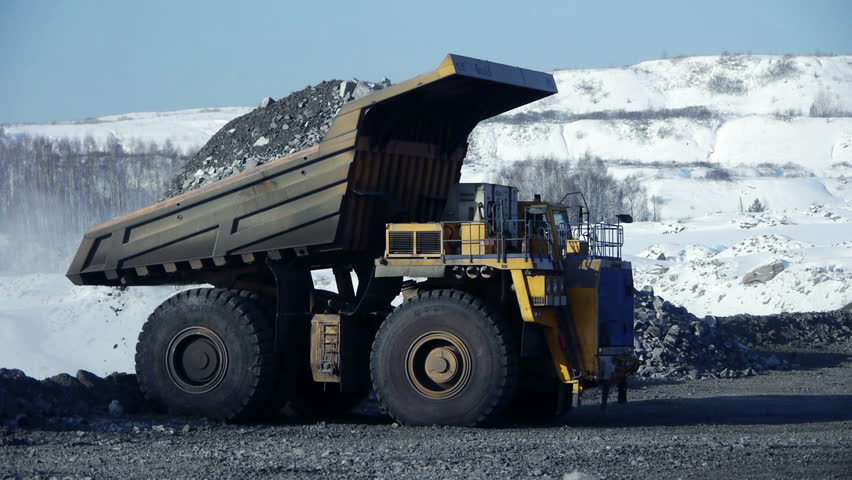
<box><xmin>108</xmin><ymin>399</ymin><xmax>124</xmax><ymax>417</ymax></box>
<box><xmin>742</xmin><ymin>260</ymin><xmax>786</xmax><ymax>284</ymax></box>
<box><xmin>76</xmin><ymin>369</ymin><xmax>106</xmax><ymax>390</ymax></box>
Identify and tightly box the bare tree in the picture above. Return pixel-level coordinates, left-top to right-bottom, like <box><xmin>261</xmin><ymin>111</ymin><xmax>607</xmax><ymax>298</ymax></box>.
<box><xmin>810</xmin><ymin>89</ymin><xmax>840</xmax><ymax>117</ymax></box>
<box><xmin>0</xmin><ymin>133</ymin><xmax>188</xmax><ymax>272</ymax></box>
<box><xmin>104</xmin><ymin>133</ymin><xmax>123</xmax><ymax>155</ymax></box>
<box><xmin>621</xmin><ymin>175</ymin><xmax>652</xmax><ymax>221</ymax></box>
<box><xmin>162</xmin><ymin>138</ymin><xmax>177</xmax><ymax>157</ymax></box>
<box><xmin>82</xmin><ymin>135</ymin><xmax>98</xmax><ymax>154</ymax></box>
<box><xmin>128</xmin><ymin>137</ymin><xmax>146</xmax><ymax>155</ymax></box>
<box><xmin>747</xmin><ymin>198</ymin><xmax>767</xmax><ymax>213</ymax></box>
<box><xmin>650</xmin><ymin>195</ymin><xmax>661</xmax><ymax>222</ymax></box>
<box><xmin>502</xmin><ymin>158</ymin><xmax>572</xmax><ymax>203</ymax></box>
<box><xmin>498</xmin><ymin>154</ymin><xmax>651</xmax><ymax>223</ymax></box>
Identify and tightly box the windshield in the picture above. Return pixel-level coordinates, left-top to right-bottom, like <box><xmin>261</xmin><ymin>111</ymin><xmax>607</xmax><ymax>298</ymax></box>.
<box><xmin>552</xmin><ymin>209</ymin><xmax>570</xmax><ymax>238</ymax></box>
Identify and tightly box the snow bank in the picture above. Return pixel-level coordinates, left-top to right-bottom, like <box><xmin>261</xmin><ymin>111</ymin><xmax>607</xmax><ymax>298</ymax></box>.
<box><xmin>0</xmin><ymin>274</ymin><xmax>186</xmax><ymax>379</ymax></box>
<box><xmin>627</xmin><ymin>208</ymin><xmax>852</xmax><ymax>316</ymax></box>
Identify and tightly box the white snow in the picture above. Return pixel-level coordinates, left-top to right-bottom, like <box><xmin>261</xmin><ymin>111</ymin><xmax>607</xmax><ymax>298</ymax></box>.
<box><xmin>530</xmin><ymin>55</ymin><xmax>852</xmax><ymax>117</ymax></box>
<box><xmin>711</xmin><ymin>116</ymin><xmax>852</xmax><ymax>169</ymax></box>
<box><xmin>625</xmin><ymin>209</ymin><xmax>852</xmax><ymax>317</ymax></box>
<box><xmin>2</xmin><ymin>107</ymin><xmax>251</xmax><ymax>154</ymax></box>
<box><xmin>0</xmin><ymin>274</ymin><xmax>187</xmax><ymax>379</ymax></box>
<box><xmin>465</xmin><ymin>55</ymin><xmax>852</xmax><ymax>175</ymax></box>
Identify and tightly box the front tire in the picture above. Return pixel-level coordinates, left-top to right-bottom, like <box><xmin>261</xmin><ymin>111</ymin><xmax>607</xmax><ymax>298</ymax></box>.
<box><xmin>135</xmin><ymin>288</ymin><xmax>277</xmax><ymax>422</ymax></box>
<box><xmin>370</xmin><ymin>290</ymin><xmax>517</xmax><ymax>426</ymax></box>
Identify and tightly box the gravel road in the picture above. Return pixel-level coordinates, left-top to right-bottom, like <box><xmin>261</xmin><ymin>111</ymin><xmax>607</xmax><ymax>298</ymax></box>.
<box><xmin>2</xmin><ymin>346</ymin><xmax>850</xmax><ymax>480</ymax></box>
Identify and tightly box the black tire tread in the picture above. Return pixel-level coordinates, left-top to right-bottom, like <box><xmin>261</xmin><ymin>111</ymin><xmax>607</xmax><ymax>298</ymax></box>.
<box><xmin>370</xmin><ymin>289</ymin><xmax>518</xmax><ymax>426</ymax></box>
<box><xmin>135</xmin><ymin>288</ymin><xmax>277</xmax><ymax>422</ymax></box>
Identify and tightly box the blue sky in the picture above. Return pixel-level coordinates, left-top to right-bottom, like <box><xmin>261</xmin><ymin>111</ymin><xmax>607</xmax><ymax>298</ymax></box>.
<box><xmin>1</xmin><ymin>0</ymin><xmax>849</xmax><ymax>123</ymax></box>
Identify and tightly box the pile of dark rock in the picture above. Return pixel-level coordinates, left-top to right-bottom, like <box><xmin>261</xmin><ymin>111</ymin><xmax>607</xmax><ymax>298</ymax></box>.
<box><xmin>164</xmin><ymin>78</ymin><xmax>390</xmax><ymax>198</ymax></box>
<box><xmin>720</xmin><ymin>309</ymin><xmax>852</xmax><ymax>352</ymax></box>
<box><xmin>632</xmin><ymin>288</ymin><xmax>852</xmax><ymax>380</ymax></box>
<box><xmin>633</xmin><ymin>289</ymin><xmax>766</xmax><ymax>380</ymax></box>
<box><xmin>0</xmin><ymin>369</ymin><xmax>145</xmax><ymax>428</ymax></box>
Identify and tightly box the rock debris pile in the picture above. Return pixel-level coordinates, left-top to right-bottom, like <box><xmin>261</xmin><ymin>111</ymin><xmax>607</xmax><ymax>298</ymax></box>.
<box><xmin>632</xmin><ymin>288</ymin><xmax>852</xmax><ymax>380</ymax></box>
<box><xmin>720</xmin><ymin>309</ymin><xmax>852</xmax><ymax>352</ymax></box>
<box><xmin>633</xmin><ymin>289</ymin><xmax>764</xmax><ymax>380</ymax></box>
<box><xmin>164</xmin><ymin>78</ymin><xmax>391</xmax><ymax>198</ymax></box>
<box><xmin>0</xmin><ymin>369</ymin><xmax>145</xmax><ymax>428</ymax></box>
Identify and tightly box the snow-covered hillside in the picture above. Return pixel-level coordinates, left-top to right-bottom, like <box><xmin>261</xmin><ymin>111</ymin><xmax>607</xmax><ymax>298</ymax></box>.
<box><xmin>2</xmin><ymin>107</ymin><xmax>251</xmax><ymax>153</ymax></box>
<box><xmin>466</xmin><ymin>55</ymin><xmax>852</xmax><ymax>173</ymax></box>
<box><xmin>626</xmin><ymin>209</ymin><xmax>852</xmax><ymax>316</ymax></box>
<box><xmin>462</xmin><ymin>54</ymin><xmax>852</xmax><ymax>315</ymax></box>
<box><xmin>2</xmin><ymin>54</ymin><xmax>851</xmax><ymax>378</ymax></box>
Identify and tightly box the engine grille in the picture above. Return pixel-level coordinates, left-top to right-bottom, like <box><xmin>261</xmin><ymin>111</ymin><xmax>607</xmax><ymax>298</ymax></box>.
<box><xmin>416</xmin><ymin>231</ymin><xmax>441</xmax><ymax>255</ymax></box>
<box><xmin>387</xmin><ymin>230</ymin><xmax>442</xmax><ymax>256</ymax></box>
<box><xmin>389</xmin><ymin>232</ymin><xmax>415</xmax><ymax>255</ymax></box>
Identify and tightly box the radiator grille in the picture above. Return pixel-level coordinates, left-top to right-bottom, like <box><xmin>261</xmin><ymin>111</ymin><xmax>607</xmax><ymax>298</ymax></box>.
<box><xmin>416</xmin><ymin>231</ymin><xmax>442</xmax><ymax>255</ymax></box>
<box><xmin>388</xmin><ymin>230</ymin><xmax>442</xmax><ymax>256</ymax></box>
<box><xmin>389</xmin><ymin>232</ymin><xmax>415</xmax><ymax>254</ymax></box>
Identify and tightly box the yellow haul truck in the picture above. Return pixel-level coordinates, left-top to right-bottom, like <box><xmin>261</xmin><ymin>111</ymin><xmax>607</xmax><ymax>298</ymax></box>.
<box><xmin>67</xmin><ymin>55</ymin><xmax>637</xmax><ymax>426</ymax></box>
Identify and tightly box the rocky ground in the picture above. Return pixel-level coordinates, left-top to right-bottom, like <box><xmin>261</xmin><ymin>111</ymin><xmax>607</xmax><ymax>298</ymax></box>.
<box><xmin>2</xmin><ymin>293</ymin><xmax>851</xmax><ymax>479</ymax></box>
<box><xmin>1</xmin><ymin>349</ymin><xmax>850</xmax><ymax>480</ymax></box>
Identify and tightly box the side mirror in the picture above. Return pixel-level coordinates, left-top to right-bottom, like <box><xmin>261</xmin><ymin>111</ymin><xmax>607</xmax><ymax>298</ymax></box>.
<box><xmin>616</xmin><ymin>214</ymin><xmax>633</xmax><ymax>224</ymax></box>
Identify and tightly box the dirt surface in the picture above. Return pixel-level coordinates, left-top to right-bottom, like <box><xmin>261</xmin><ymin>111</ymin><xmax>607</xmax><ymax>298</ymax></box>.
<box><xmin>2</xmin><ymin>346</ymin><xmax>850</xmax><ymax>480</ymax></box>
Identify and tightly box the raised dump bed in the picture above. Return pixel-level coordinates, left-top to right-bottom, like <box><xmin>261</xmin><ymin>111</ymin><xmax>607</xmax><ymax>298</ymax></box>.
<box><xmin>67</xmin><ymin>54</ymin><xmax>557</xmax><ymax>287</ymax></box>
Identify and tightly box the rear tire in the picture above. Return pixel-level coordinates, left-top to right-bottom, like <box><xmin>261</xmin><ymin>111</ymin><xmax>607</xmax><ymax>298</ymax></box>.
<box><xmin>370</xmin><ymin>290</ymin><xmax>517</xmax><ymax>426</ymax></box>
<box><xmin>135</xmin><ymin>288</ymin><xmax>277</xmax><ymax>422</ymax></box>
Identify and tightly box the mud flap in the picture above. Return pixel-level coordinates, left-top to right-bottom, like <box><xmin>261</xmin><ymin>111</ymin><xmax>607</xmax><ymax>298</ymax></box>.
<box><xmin>597</xmin><ymin>267</ymin><xmax>634</xmax><ymax>348</ymax></box>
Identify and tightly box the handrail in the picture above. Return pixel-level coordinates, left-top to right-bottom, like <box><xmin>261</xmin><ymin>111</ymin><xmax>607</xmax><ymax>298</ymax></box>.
<box><xmin>569</xmin><ymin>222</ymin><xmax>623</xmax><ymax>259</ymax></box>
<box><xmin>435</xmin><ymin>198</ymin><xmax>624</xmax><ymax>263</ymax></box>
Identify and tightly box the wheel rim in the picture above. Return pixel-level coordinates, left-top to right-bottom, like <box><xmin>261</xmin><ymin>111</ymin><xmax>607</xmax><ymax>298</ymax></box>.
<box><xmin>406</xmin><ymin>331</ymin><xmax>472</xmax><ymax>399</ymax></box>
<box><xmin>165</xmin><ymin>326</ymin><xmax>229</xmax><ymax>394</ymax></box>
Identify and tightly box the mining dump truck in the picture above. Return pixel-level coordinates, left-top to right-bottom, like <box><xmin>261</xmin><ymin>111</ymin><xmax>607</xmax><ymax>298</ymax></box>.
<box><xmin>67</xmin><ymin>55</ymin><xmax>637</xmax><ymax>426</ymax></box>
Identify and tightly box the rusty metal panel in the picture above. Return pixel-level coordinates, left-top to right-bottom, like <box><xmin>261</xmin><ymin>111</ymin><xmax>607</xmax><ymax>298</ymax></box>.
<box><xmin>311</xmin><ymin>314</ymin><xmax>342</xmax><ymax>383</ymax></box>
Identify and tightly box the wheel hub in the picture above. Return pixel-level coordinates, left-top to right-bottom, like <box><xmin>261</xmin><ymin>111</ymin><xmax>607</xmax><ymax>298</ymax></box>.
<box><xmin>166</xmin><ymin>327</ymin><xmax>229</xmax><ymax>394</ymax></box>
<box><xmin>424</xmin><ymin>347</ymin><xmax>459</xmax><ymax>383</ymax></box>
<box><xmin>406</xmin><ymin>331</ymin><xmax>471</xmax><ymax>399</ymax></box>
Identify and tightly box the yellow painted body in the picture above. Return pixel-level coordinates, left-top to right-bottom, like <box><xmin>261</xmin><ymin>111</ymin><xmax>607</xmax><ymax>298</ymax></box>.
<box><xmin>379</xmin><ymin>203</ymin><xmax>637</xmax><ymax>390</ymax></box>
<box><xmin>459</xmin><ymin>222</ymin><xmax>491</xmax><ymax>256</ymax></box>
<box><xmin>566</xmin><ymin>240</ymin><xmax>589</xmax><ymax>256</ymax></box>
<box><xmin>385</xmin><ymin>223</ymin><xmax>443</xmax><ymax>258</ymax></box>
